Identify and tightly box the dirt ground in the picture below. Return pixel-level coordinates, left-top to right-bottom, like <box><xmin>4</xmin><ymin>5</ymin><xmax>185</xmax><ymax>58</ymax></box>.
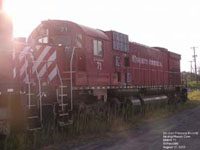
<box><xmin>43</xmin><ymin>106</ymin><xmax>200</xmax><ymax>150</ymax></box>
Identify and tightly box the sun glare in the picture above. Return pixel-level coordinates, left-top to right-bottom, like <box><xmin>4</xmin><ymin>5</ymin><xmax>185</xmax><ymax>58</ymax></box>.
<box><xmin>3</xmin><ymin>0</ymin><xmax>39</xmax><ymax>37</ymax></box>
<box><xmin>3</xmin><ymin>0</ymin><xmax>13</xmax><ymax>17</ymax></box>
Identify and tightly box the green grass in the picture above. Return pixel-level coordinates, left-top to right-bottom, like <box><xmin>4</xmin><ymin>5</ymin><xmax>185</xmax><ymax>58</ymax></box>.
<box><xmin>188</xmin><ymin>91</ymin><xmax>200</xmax><ymax>100</ymax></box>
<box><xmin>188</xmin><ymin>81</ymin><xmax>200</xmax><ymax>89</ymax></box>
<box><xmin>135</xmin><ymin>100</ymin><xmax>200</xmax><ymax>126</ymax></box>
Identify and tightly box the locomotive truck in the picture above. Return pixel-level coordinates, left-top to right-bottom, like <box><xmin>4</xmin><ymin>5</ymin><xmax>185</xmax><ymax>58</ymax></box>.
<box><xmin>0</xmin><ymin>2</ymin><xmax>187</xmax><ymax>135</ymax></box>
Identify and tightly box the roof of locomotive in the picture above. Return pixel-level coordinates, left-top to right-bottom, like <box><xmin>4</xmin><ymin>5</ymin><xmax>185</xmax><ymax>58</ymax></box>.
<box><xmin>78</xmin><ymin>24</ymin><xmax>109</xmax><ymax>40</ymax></box>
<box><xmin>130</xmin><ymin>42</ymin><xmax>163</xmax><ymax>52</ymax></box>
<box><xmin>131</xmin><ymin>42</ymin><xmax>180</xmax><ymax>57</ymax></box>
<box><xmin>28</xmin><ymin>20</ymin><xmax>181</xmax><ymax>58</ymax></box>
<box><xmin>29</xmin><ymin>19</ymin><xmax>109</xmax><ymax>40</ymax></box>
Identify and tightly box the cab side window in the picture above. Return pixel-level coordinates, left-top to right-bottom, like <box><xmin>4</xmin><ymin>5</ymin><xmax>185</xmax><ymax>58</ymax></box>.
<box><xmin>124</xmin><ymin>56</ymin><xmax>130</xmax><ymax>67</ymax></box>
<box><xmin>38</xmin><ymin>37</ymin><xmax>48</xmax><ymax>44</ymax></box>
<box><xmin>93</xmin><ymin>40</ymin><xmax>103</xmax><ymax>56</ymax></box>
<box><xmin>36</xmin><ymin>25</ymin><xmax>49</xmax><ymax>44</ymax></box>
<box><xmin>115</xmin><ymin>56</ymin><xmax>120</xmax><ymax>67</ymax></box>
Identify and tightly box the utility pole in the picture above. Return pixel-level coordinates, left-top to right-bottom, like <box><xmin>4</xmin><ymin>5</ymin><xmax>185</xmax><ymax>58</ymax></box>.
<box><xmin>189</xmin><ymin>61</ymin><xmax>193</xmax><ymax>73</ymax></box>
<box><xmin>191</xmin><ymin>46</ymin><xmax>198</xmax><ymax>83</ymax></box>
<box><xmin>189</xmin><ymin>61</ymin><xmax>193</xmax><ymax>81</ymax></box>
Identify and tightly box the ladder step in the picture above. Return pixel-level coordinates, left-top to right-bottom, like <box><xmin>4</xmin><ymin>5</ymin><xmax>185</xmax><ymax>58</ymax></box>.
<box><xmin>59</xmin><ymin>85</ymin><xmax>68</xmax><ymax>88</ymax></box>
<box><xmin>25</xmin><ymin>82</ymin><xmax>31</xmax><ymax>84</ymax></box>
<box><xmin>28</xmin><ymin>116</ymin><xmax>39</xmax><ymax>119</ymax></box>
<box><xmin>59</xmin><ymin>104</ymin><xmax>68</xmax><ymax>107</ymax></box>
<box><xmin>27</xmin><ymin>105</ymin><xmax>37</xmax><ymax>108</ymax></box>
<box><xmin>59</xmin><ymin>94</ymin><xmax>68</xmax><ymax>97</ymax></box>
<box><xmin>62</xmin><ymin>122</ymin><xmax>73</xmax><ymax>126</ymax></box>
<box><xmin>62</xmin><ymin>78</ymin><xmax>71</xmax><ymax>81</ymax></box>
<box><xmin>59</xmin><ymin>121</ymin><xmax>73</xmax><ymax>127</ymax></box>
<box><xmin>59</xmin><ymin>113</ymin><xmax>69</xmax><ymax>117</ymax></box>
<box><xmin>27</xmin><ymin>127</ymin><xmax>41</xmax><ymax>131</ymax></box>
<box><xmin>63</xmin><ymin>71</ymin><xmax>76</xmax><ymax>73</ymax></box>
<box><xmin>26</xmin><ymin>93</ymin><xmax>35</xmax><ymax>96</ymax></box>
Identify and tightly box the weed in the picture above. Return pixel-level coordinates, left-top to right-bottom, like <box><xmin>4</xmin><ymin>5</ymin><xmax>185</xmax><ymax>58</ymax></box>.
<box><xmin>1</xmin><ymin>93</ymin><xmax>200</xmax><ymax>150</ymax></box>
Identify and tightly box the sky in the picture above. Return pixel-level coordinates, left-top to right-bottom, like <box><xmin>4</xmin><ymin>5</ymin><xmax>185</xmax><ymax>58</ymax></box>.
<box><xmin>3</xmin><ymin>0</ymin><xmax>200</xmax><ymax>72</ymax></box>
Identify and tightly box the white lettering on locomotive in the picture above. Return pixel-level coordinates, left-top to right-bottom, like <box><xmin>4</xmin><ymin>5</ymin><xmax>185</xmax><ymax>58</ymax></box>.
<box><xmin>132</xmin><ymin>55</ymin><xmax>162</xmax><ymax>67</ymax></box>
<box><xmin>97</xmin><ymin>61</ymin><xmax>102</xmax><ymax>70</ymax></box>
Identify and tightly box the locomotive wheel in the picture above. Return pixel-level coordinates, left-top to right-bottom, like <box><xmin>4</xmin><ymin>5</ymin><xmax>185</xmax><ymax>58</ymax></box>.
<box><xmin>121</xmin><ymin>98</ymin><xmax>135</xmax><ymax>118</ymax></box>
<box><xmin>76</xmin><ymin>101</ymin><xmax>106</xmax><ymax>117</ymax></box>
<box><xmin>109</xmin><ymin>98</ymin><xmax>121</xmax><ymax>110</ymax></box>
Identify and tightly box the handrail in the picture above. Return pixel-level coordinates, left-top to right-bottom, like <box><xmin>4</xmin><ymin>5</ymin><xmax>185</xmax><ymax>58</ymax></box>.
<box><xmin>30</xmin><ymin>53</ymin><xmax>43</xmax><ymax>122</ymax></box>
<box><xmin>57</xmin><ymin>64</ymin><xmax>63</xmax><ymax>86</ymax></box>
<box><xmin>21</xmin><ymin>50</ymin><xmax>43</xmax><ymax>121</ymax></box>
<box><xmin>24</xmin><ymin>55</ymin><xmax>31</xmax><ymax>109</ymax></box>
<box><xmin>70</xmin><ymin>47</ymin><xmax>78</xmax><ymax>111</ymax></box>
<box><xmin>56</xmin><ymin>64</ymin><xmax>64</xmax><ymax>111</ymax></box>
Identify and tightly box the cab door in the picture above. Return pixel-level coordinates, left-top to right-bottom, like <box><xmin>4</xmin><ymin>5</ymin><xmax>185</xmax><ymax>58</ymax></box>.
<box><xmin>124</xmin><ymin>56</ymin><xmax>131</xmax><ymax>85</ymax></box>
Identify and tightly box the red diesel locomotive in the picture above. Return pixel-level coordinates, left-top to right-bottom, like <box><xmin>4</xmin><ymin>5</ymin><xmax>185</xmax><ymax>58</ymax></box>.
<box><xmin>13</xmin><ymin>20</ymin><xmax>185</xmax><ymax>129</ymax></box>
<box><xmin>25</xmin><ymin>20</ymin><xmax>181</xmax><ymax>88</ymax></box>
<box><xmin>0</xmin><ymin>18</ymin><xmax>186</xmax><ymax>133</ymax></box>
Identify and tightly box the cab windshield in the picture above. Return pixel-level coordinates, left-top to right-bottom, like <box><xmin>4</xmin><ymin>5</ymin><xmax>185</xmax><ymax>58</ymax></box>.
<box><xmin>49</xmin><ymin>25</ymin><xmax>72</xmax><ymax>47</ymax></box>
<box><xmin>33</xmin><ymin>22</ymin><xmax>72</xmax><ymax>47</ymax></box>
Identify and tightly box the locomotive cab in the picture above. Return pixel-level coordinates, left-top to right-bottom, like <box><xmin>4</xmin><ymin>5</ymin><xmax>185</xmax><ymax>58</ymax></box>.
<box><xmin>28</xmin><ymin>20</ymin><xmax>74</xmax><ymax>48</ymax></box>
<box><xmin>27</xmin><ymin>20</ymin><xmax>86</xmax><ymax>84</ymax></box>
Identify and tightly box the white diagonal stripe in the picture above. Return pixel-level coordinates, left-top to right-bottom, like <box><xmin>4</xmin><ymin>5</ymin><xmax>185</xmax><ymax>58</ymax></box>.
<box><xmin>19</xmin><ymin>46</ymin><xmax>30</xmax><ymax>62</ymax></box>
<box><xmin>48</xmin><ymin>67</ymin><xmax>57</xmax><ymax>81</ymax></box>
<box><xmin>48</xmin><ymin>51</ymin><xmax>56</xmax><ymax>62</ymax></box>
<box><xmin>20</xmin><ymin>60</ymin><xmax>28</xmax><ymax>76</ymax></box>
<box><xmin>32</xmin><ymin>46</ymin><xmax>51</xmax><ymax>73</ymax></box>
<box><xmin>13</xmin><ymin>68</ymin><xmax>16</xmax><ymax>78</ymax></box>
<box><xmin>22</xmin><ymin>46</ymin><xmax>30</xmax><ymax>54</ymax></box>
<box><xmin>36</xmin><ymin>45</ymin><xmax>41</xmax><ymax>51</ymax></box>
<box><xmin>76</xmin><ymin>34</ymin><xmax>82</xmax><ymax>48</ymax></box>
<box><xmin>38</xmin><ymin>66</ymin><xmax>46</xmax><ymax>77</ymax></box>
<box><xmin>38</xmin><ymin>51</ymin><xmax>56</xmax><ymax>77</ymax></box>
